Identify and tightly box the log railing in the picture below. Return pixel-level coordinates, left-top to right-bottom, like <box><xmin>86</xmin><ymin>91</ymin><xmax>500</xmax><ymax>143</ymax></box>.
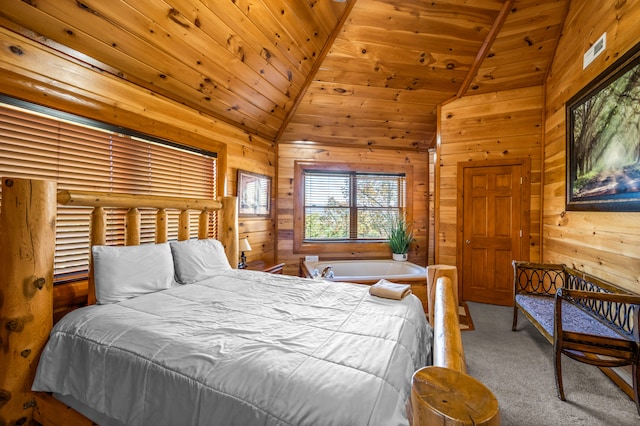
<box><xmin>411</xmin><ymin>276</ymin><xmax>500</xmax><ymax>425</ymax></box>
<box><xmin>432</xmin><ymin>277</ymin><xmax>466</xmax><ymax>373</ymax></box>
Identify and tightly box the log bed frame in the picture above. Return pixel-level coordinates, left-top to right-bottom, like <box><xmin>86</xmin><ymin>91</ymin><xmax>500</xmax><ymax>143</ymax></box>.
<box><xmin>0</xmin><ymin>178</ymin><xmax>499</xmax><ymax>426</ymax></box>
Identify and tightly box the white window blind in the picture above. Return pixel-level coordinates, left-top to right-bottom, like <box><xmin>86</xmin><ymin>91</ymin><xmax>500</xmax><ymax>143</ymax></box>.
<box><xmin>0</xmin><ymin>99</ymin><xmax>217</xmax><ymax>282</ymax></box>
<box><xmin>303</xmin><ymin>170</ymin><xmax>405</xmax><ymax>240</ymax></box>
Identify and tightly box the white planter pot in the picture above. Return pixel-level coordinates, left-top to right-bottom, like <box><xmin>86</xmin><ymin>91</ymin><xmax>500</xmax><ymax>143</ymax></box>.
<box><xmin>392</xmin><ymin>253</ymin><xmax>408</xmax><ymax>262</ymax></box>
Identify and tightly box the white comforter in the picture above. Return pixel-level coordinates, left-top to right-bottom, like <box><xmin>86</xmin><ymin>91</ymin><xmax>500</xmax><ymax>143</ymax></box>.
<box><xmin>33</xmin><ymin>270</ymin><xmax>432</xmax><ymax>426</ymax></box>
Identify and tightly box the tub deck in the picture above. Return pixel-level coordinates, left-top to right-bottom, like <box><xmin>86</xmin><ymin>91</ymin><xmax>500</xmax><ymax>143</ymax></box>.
<box><xmin>300</xmin><ymin>258</ymin><xmax>428</xmax><ymax>314</ymax></box>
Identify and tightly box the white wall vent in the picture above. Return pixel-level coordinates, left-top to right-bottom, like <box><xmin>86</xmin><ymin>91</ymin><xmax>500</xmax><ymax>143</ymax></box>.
<box><xmin>583</xmin><ymin>32</ymin><xmax>606</xmax><ymax>69</ymax></box>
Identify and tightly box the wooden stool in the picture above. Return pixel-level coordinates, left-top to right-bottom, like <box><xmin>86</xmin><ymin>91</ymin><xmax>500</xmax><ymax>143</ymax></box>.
<box><xmin>411</xmin><ymin>366</ymin><xmax>500</xmax><ymax>426</ymax></box>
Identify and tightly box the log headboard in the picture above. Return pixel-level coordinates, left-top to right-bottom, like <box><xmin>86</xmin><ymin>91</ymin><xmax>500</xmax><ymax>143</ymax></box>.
<box><xmin>56</xmin><ymin>188</ymin><xmax>239</xmax><ymax>305</ymax></box>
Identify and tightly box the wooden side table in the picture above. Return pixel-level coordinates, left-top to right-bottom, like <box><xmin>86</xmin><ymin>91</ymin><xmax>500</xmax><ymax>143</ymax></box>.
<box><xmin>246</xmin><ymin>260</ymin><xmax>285</xmax><ymax>274</ymax></box>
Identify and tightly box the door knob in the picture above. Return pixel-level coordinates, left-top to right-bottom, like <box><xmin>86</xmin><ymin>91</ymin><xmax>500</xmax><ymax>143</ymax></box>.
<box><xmin>465</xmin><ymin>240</ymin><xmax>471</xmax><ymax>245</ymax></box>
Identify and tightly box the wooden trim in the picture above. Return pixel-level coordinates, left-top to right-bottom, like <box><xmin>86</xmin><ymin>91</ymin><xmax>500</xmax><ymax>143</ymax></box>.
<box><xmin>274</xmin><ymin>139</ymin><xmax>430</xmax><ymax>153</ymax></box>
<box><xmin>434</xmin><ymin>105</ymin><xmax>442</xmax><ymax>264</ymax></box>
<box><xmin>540</xmin><ymin>79</ymin><xmax>548</xmax><ymax>262</ymax></box>
<box><xmin>33</xmin><ymin>393</ymin><xmax>94</xmax><ymax>426</ymax></box>
<box><xmin>216</xmin><ymin>144</ymin><xmax>228</xmax><ymax>198</ymax></box>
<box><xmin>456</xmin><ymin>158</ymin><xmax>532</xmax><ymax>297</ymax></box>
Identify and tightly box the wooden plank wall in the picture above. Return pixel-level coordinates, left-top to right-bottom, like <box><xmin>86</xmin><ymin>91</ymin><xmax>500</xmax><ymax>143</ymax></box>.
<box><xmin>229</xmin><ymin>144</ymin><xmax>277</xmax><ymax>266</ymax></box>
<box><xmin>543</xmin><ymin>0</ymin><xmax>640</xmax><ymax>292</ymax></box>
<box><xmin>0</xmin><ymin>27</ymin><xmax>276</xmax><ymax>267</ymax></box>
<box><xmin>438</xmin><ymin>86</ymin><xmax>544</xmax><ymax>266</ymax></box>
<box><xmin>277</xmin><ymin>143</ymin><xmax>429</xmax><ymax>275</ymax></box>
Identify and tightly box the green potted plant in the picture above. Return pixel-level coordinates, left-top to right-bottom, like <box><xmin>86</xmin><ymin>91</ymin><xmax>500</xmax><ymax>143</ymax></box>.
<box><xmin>387</xmin><ymin>216</ymin><xmax>414</xmax><ymax>261</ymax></box>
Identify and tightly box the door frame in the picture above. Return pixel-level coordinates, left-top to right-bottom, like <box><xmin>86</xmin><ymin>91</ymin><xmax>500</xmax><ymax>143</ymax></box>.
<box><xmin>456</xmin><ymin>158</ymin><xmax>531</xmax><ymax>301</ymax></box>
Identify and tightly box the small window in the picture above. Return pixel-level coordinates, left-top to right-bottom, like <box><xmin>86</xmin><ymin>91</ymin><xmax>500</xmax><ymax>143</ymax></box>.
<box><xmin>294</xmin><ymin>161</ymin><xmax>413</xmax><ymax>253</ymax></box>
<box><xmin>304</xmin><ymin>171</ymin><xmax>406</xmax><ymax>240</ymax></box>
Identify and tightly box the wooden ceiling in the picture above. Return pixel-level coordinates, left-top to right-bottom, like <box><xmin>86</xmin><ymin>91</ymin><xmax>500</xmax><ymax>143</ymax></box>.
<box><xmin>0</xmin><ymin>0</ymin><xmax>568</xmax><ymax>151</ymax></box>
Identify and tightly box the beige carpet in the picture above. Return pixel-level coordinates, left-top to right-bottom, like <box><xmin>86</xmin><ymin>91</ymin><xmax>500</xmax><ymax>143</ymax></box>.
<box><xmin>462</xmin><ymin>301</ymin><xmax>639</xmax><ymax>425</ymax></box>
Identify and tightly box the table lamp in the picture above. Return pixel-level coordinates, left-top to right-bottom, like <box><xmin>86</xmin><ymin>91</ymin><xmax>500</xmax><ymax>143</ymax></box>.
<box><xmin>238</xmin><ymin>237</ymin><xmax>252</xmax><ymax>269</ymax></box>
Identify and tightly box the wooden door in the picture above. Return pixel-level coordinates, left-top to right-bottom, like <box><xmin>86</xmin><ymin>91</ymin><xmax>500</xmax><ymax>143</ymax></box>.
<box><xmin>459</xmin><ymin>162</ymin><xmax>529</xmax><ymax>306</ymax></box>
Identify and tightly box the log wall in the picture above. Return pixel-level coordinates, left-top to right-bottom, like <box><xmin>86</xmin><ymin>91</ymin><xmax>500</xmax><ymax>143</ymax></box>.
<box><xmin>0</xmin><ymin>26</ymin><xmax>276</xmax><ymax>271</ymax></box>
<box><xmin>543</xmin><ymin>0</ymin><xmax>640</xmax><ymax>291</ymax></box>
<box><xmin>438</xmin><ymin>86</ymin><xmax>544</xmax><ymax>266</ymax></box>
<box><xmin>277</xmin><ymin>143</ymin><xmax>429</xmax><ymax>275</ymax></box>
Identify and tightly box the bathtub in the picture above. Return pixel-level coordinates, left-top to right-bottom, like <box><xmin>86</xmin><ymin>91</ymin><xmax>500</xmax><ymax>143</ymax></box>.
<box><xmin>302</xmin><ymin>259</ymin><xmax>429</xmax><ymax>313</ymax></box>
<box><xmin>302</xmin><ymin>259</ymin><xmax>426</xmax><ymax>283</ymax></box>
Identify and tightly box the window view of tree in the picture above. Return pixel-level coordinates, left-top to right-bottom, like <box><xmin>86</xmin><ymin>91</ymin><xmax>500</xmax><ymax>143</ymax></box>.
<box><xmin>304</xmin><ymin>171</ymin><xmax>405</xmax><ymax>241</ymax></box>
<box><xmin>571</xmin><ymin>62</ymin><xmax>640</xmax><ymax>199</ymax></box>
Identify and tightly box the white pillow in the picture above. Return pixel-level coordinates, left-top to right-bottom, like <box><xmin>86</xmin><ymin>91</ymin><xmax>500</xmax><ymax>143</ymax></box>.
<box><xmin>170</xmin><ymin>239</ymin><xmax>232</xmax><ymax>284</ymax></box>
<box><xmin>92</xmin><ymin>243</ymin><xmax>175</xmax><ymax>304</ymax></box>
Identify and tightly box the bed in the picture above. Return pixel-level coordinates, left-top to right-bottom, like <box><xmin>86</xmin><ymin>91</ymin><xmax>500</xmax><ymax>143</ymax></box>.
<box><xmin>0</xmin><ymin>177</ymin><xmax>491</xmax><ymax>426</ymax></box>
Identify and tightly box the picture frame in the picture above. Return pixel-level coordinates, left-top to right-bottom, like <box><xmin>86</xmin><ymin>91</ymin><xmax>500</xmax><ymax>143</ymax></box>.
<box><xmin>566</xmin><ymin>40</ymin><xmax>640</xmax><ymax>212</ymax></box>
<box><xmin>237</xmin><ymin>169</ymin><xmax>271</xmax><ymax>217</ymax></box>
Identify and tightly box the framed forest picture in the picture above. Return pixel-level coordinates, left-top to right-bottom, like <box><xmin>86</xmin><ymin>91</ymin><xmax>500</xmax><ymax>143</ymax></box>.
<box><xmin>566</xmin><ymin>41</ymin><xmax>640</xmax><ymax>211</ymax></box>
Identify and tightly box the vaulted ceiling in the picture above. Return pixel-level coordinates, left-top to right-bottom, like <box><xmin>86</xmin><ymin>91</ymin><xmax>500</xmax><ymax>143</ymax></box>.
<box><xmin>0</xmin><ymin>0</ymin><xmax>568</xmax><ymax>151</ymax></box>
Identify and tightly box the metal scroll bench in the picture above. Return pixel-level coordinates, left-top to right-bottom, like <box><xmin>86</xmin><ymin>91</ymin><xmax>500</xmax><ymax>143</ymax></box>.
<box><xmin>512</xmin><ymin>261</ymin><xmax>640</xmax><ymax>415</ymax></box>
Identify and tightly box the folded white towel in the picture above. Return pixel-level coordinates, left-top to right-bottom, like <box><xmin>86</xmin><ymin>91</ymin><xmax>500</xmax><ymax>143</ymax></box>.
<box><xmin>369</xmin><ymin>279</ymin><xmax>412</xmax><ymax>300</ymax></box>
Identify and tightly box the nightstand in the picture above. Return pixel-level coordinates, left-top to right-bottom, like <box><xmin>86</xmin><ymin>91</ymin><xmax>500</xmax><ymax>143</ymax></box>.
<box><xmin>246</xmin><ymin>260</ymin><xmax>285</xmax><ymax>274</ymax></box>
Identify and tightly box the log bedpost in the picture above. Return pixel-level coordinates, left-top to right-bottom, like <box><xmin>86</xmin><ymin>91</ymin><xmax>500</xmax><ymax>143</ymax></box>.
<box><xmin>0</xmin><ymin>178</ymin><xmax>56</xmax><ymax>425</ymax></box>
<box><xmin>220</xmin><ymin>196</ymin><xmax>238</xmax><ymax>269</ymax></box>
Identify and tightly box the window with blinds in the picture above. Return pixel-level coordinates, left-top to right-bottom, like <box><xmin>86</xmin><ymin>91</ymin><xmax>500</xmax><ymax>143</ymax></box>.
<box><xmin>0</xmin><ymin>97</ymin><xmax>217</xmax><ymax>283</ymax></box>
<box><xmin>303</xmin><ymin>170</ymin><xmax>406</xmax><ymax>241</ymax></box>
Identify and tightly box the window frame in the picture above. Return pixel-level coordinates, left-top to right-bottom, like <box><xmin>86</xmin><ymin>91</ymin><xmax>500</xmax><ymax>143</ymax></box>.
<box><xmin>293</xmin><ymin>161</ymin><xmax>413</xmax><ymax>254</ymax></box>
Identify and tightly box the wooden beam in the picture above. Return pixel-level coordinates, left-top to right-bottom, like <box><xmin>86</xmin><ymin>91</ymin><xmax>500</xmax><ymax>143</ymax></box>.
<box><xmin>274</xmin><ymin>0</ymin><xmax>358</xmax><ymax>142</ymax></box>
<box><xmin>57</xmin><ymin>189</ymin><xmax>222</xmax><ymax>210</ymax></box>
<box><xmin>443</xmin><ymin>0</ymin><xmax>516</xmax><ymax>105</ymax></box>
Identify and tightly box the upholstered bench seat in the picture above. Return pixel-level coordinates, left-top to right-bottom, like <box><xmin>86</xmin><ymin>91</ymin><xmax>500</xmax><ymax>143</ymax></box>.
<box><xmin>515</xmin><ymin>294</ymin><xmax>627</xmax><ymax>341</ymax></box>
<box><xmin>512</xmin><ymin>261</ymin><xmax>640</xmax><ymax>416</ymax></box>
